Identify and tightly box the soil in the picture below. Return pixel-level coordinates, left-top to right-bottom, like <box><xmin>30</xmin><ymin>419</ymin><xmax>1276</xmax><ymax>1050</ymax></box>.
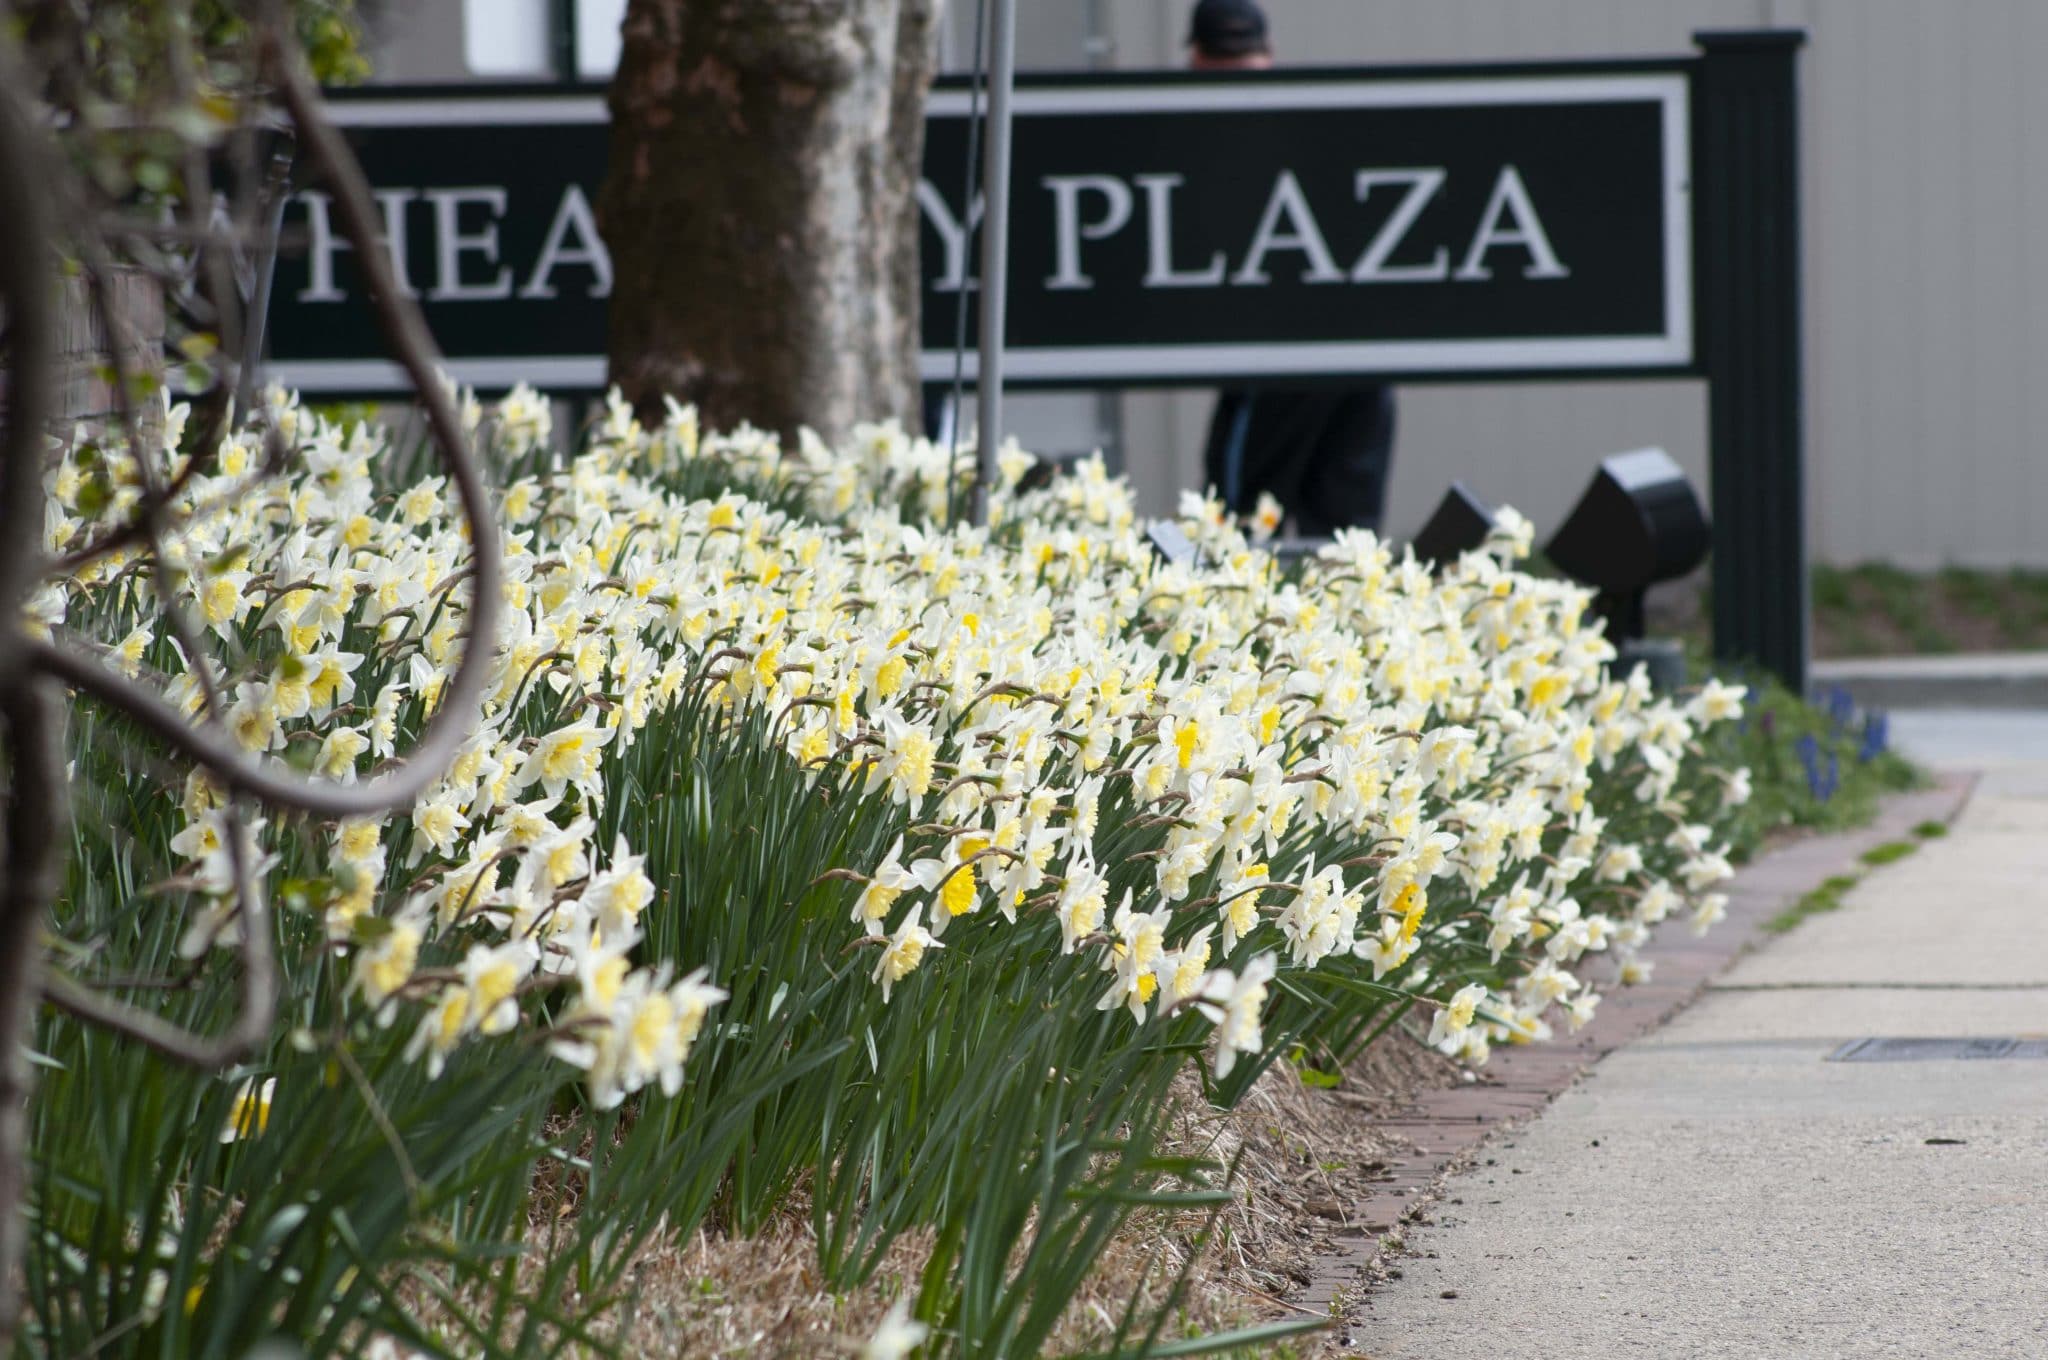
<box><xmin>1187</xmin><ymin>1031</ymin><xmax>1466</xmax><ymax>1310</ymax></box>
<box><xmin>585</xmin><ymin>1028</ymin><xmax>1467</xmax><ymax>1357</ymax></box>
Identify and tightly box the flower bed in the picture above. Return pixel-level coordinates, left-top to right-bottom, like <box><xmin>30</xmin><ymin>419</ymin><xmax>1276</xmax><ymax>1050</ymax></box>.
<box><xmin>30</xmin><ymin>385</ymin><xmax>1747</xmax><ymax>1357</ymax></box>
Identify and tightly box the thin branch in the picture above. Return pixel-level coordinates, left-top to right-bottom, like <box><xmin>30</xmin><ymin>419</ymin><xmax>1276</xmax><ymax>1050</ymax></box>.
<box><xmin>0</xmin><ymin>691</ymin><xmax>66</xmax><ymax>1347</ymax></box>
<box><xmin>24</xmin><ymin>23</ymin><xmax>508</xmax><ymax>823</ymax></box>
<box><xmin>171</xmin><ymin>5</ymin><xmax>244</xmax><ymax>368</ymax></box>
<box><xmin>46</xmin><ymin>430</ymin><xmax>233</xmax><ymax>574</ymax></box>
<box><xmin>165</xmin><ymin>0</ymin><xmax>246</xmax><ymax>461</ymax></box>
<box><xmin>75</xmin><ymin>228</ymin><xmax>230</xmax><ymax>720</ymax></box>
<box><xmin>0</xmin><ymin>57</ymin><xmax>60</xmax><ymax>1348</ymax></box>
<box><xmin>0</xmin><ymin>19</ymin><xmax>500</xmax><ymax>1344</ymax></box>
<box><xmin>66</xmin><ymin>204</ymin><xmax>294</xmax><ymax>1080</ymax></box>
<box><xmin>39</xmin><ymin>799</ymin><xmax>274</xmax><ymax>1067</ymax></box>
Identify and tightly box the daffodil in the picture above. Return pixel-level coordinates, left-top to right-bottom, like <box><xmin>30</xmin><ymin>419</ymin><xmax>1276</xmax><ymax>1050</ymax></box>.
<box><xmin>854</xmin><ymin>837</ymin><xmax>916</xmax><ymax>937</ymax></box>
<box><xmin>519</xmin><ymin>721</ymin><xmax>615</xmax><ymax>801</ymax></box>
<box><xmin>1196</xmin><ymin>954</ymin><xmax>1276</xmax><ymax>1078</ymax></box>
<box><xmin>219</xmin><ymin>1076</ymin><xmax>276</xmax><ymax>1143</ymax></box>
<box><xmin>354</xmin><ymin>916</ymin><xmax>424</xmax><ymax>1013</ymax></box>
<box><xmin>581</xmin><ymin>838</ymin><xmax>655</xmax><ymax>942</ymax></box>
<box><xmin>1097</xmin><ymin>892</ymin><xmax>1170</xmax><ymax>1023</ymax></box>
<box><xmin>873</xmin><ymin>905</ymin><xmax>940</xmax><ymax>1003</ymax></box>
<box><xmin>58</xmin><ymin>378</ymin><xmax>1752</xmax><ymax>1113</ymax></box>
<box><xmin>1428</xmin><ymin>982</ymin><xmax>1490</xmax><ymax>1052</ymax></box>
<box><xmin>859</xmin><ymin>1295</ymin><xmax>929</xmax><ymax>1360</ymax></box>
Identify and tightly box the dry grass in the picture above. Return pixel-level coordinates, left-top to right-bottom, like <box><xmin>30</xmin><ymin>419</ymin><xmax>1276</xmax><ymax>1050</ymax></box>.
<box><xmin>1195</xmin><ymin>1034</ymin><xmax>1461</xmax><ymax>1305</ymax></box>
<box><xmin>557</xmin><ymin>1029</ymin><xmax>1466</xmax><ymax>1357</ymax></box>
<box><xmin>604</xmin><ymin>1212</ymin><xmax>933</xmax><ymax>1358</ymax></box>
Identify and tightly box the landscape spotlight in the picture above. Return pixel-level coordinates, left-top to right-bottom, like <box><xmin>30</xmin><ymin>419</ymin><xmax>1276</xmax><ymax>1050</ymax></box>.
<box><xmin>1146</xmin><ymin>519</ymin><xmax>1200</xmax><ymax>568</ymax></box>
<box><xmin>1410</xmin><ymin>481</ymin><xmax>1495</xmax><ymax>566</ymax></box>
<box><xmin>1544</xmin><ymin>449</ymin><xmax>1708</xmax><ymax>678</ymax></box>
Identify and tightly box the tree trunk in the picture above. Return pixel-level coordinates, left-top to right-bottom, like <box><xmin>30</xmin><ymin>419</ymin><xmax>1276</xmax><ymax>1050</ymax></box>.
<box><xmin>599</xmin><ymin>0</ymin><xmax>940</xmax><ymax>445</ymax></box>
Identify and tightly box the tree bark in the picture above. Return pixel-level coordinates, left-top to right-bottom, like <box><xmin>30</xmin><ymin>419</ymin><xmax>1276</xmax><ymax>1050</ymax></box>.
<box><xmin>599</xmin><ymin>0</ymin><xmax>940</xmax><ymax>445</ymax></box>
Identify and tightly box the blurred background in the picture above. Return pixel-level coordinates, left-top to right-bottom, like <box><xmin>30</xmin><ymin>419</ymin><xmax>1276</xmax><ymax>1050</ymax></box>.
<box><xmin>358</xmin><ymin>0</ymin><xmax>2048</xmax><ymax>658</ymax></box>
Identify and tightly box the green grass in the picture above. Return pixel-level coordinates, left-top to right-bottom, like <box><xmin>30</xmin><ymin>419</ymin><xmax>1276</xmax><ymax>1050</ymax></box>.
<box><xmin>1701</xmin><ymin>666</ymin><xmax>1923</xmax><ymax>861</ymax></box>
<box><xmin>1766</xmin><ymin>873</ymin><xmax>1861</xmax><ymax>934</ymax></box>
<box><xmin>1810</xmin><ymin>568</ymin><xmax>1855</xmax><ymax>613</ymax></box>
<box><xmin>1764</xmin><ymin>822</ymin><xmax>1940</xmax><ymax>935</ymax></box>
<box><xmin>1663</xmin><ymin>564</ymin><xmax>2048</xmax><ymax>658</ymax></box>
<box><xmin>1808</xmin><ymin>563</ymin><xmax>2048</xmax><ymax>656</ymax></box>
<box><xmin>1937</xmin><ymin>565</ymin><xmax>2005</xmax><ymax>621</ymax></box>
<box><xmin>1717</xmin><ymin>668</ymin><xmax>1936</xmax><ymax>935</ymax></box>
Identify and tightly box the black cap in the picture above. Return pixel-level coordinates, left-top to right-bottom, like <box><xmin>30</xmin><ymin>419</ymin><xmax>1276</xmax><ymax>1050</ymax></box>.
<box><xmin>1188</xmin><ymin>0</ymin><xmax>1270</xmax><ymax>58</ymax></box>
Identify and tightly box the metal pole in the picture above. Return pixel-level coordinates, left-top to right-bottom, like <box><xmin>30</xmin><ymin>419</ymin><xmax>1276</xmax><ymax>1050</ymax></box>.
<box><xmin>236</xmin><ymin>135</ymin><xmax>296</xmax><ymax>417</ymax></box>
<box><xmin>970</xmin><ymin>0</ymin><xmax>1016</xmax><ymax>527</ymax></box>
<box><xmin>942</xmin><ymin>0</ymin><xmax>989</xmax><ymax>529</ymax></box>
<box><xmin>550</xmin><ymin>0</ymin><xmax>580</xmax><ymax>83</ymax></box>
<box><xmin>1081</xmin><ymin>0</ymin><xmax>1124</xmax><ymax>475</ymax></box>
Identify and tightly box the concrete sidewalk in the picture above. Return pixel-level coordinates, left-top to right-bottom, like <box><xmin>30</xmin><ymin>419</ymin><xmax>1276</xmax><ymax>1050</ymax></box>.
<box><xmin>1813</xmin><ymin>651</ymin><xmax>2048</xmax><ymax>711</ymax></box>
<box><xmin>1349</xmin><ymin>730</ymin><xmax>2048</xmax><ymax>1358</ymax></box>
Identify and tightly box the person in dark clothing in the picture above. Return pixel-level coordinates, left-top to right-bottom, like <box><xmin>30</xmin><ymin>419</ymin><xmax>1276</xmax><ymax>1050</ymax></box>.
<box><xmin>1188</xmin><ymin>0</ymin><xmax>1398</xmax><ymax>533</ymax></box>
<box><xmin>1203</xmin><ymin>386</ymin><xmax>1396</xmax><ymax>536</ymax></box>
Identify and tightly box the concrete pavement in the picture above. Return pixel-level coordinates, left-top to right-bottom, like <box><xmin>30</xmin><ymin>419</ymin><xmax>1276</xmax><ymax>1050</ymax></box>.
<box><xmin>1888</xmin><ymin>708</ymin><xmax>2048</xmax><ymax>773</ymax></box>
<box><xmin>1814</xmin><ymin>651</ymin><xmax>2048</xmax><ymax>710</ymax></box>
<box><xmin>1347</xmin><ymin>719</ymin><xmax>2048</xmax><ymax>1359</ymax></box>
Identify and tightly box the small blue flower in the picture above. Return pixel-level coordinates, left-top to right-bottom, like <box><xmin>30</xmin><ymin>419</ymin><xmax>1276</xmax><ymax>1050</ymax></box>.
<box><xmin>1826</xmin><ymin>686</ymin><xmax>1856</xmax><ymax>736</ymax></box>
<box><xmin>1796</xmin><ymin>732</ymin><xmax>1825</xmax><ymax>801</ymax></box>
<box><xmin>1858</xmin><ymin>711</ymin><xmax>1889</xmax><ymax>763</ymax></box>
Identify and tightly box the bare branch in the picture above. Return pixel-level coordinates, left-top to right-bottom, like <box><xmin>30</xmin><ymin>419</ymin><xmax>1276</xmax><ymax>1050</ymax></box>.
<box><xmin>170</xmin><ymin>0</ymin><xmax>244</xmax><ymax>368</ymax></box>
<box><xmin>0</xmin><ymin>16</ymin><xmax>507</xmax><ymax>1342</ymax></box>
<box><xmin>0</xmin><ymin>57</ymin><xmax>60</xmax><ymax>1350</ymax></box>
<box><xmin>0</xmin><ymin>685</ymin><xmax>66</xmax><ymax>1352</ymax></box>
<box><xmin>74</xmin><ymin>229</ymin><xmax>230</xmax><ymax>720</ymax></box>
<box><xmin>41</xmin><ymin>786</ymin><xmax>276</xmax><ymax>1067</ymax></box>
<box><xmin>24</xmin><ymin>20</ymin><xmax>508</xmax><ymax>822</ymax></box>
<box><xmin>51</xmin><ymin>434</ymin><xmax>271</xmax><ymax>575</ymax></box>
<box><xmin>0</xmin><ymin>88</ymin><xmax>52</xmax><ymax>621</ymax></box>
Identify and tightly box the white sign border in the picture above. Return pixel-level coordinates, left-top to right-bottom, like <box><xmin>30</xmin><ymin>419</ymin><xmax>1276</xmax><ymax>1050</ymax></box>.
<box><xmin>924</xmin><ymin>72</ymin><xmax>1693</xmax><ymax>381</ymax></box>
<box><xmin>294</xmin><ymin>72</ymin><xmax>1693</xmax><ymax>391</ymax></box>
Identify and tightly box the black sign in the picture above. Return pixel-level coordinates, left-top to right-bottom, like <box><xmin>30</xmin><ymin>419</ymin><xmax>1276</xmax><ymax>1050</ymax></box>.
<box><xmin>918</xmin><ymin>73</ymin><xmax>1689</xmax><ymax>384</ymax></box>
<box><xmin>267</xmin><ymin>67</ymin><xmax>1690</xmax><ymax>394</ymax></box>
<box><xmin>269</xmin><ymin>92</ymin><xmax>612</xmax><ymax>392</ymax></box>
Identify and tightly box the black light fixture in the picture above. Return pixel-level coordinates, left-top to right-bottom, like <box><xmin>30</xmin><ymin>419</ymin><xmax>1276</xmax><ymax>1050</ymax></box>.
<box><xmin>1410</xmin><ymin>481</ymin><xmax>1496</xmax><ymax>566</ymax></box>
<box><xmin>1545</xmin><ymin>448</ymin><xmax>1709</xmax><ymax>686</ymax></box>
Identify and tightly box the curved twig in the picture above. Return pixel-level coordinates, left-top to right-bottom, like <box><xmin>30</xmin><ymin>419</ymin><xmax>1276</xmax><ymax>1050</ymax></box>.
<box><xmin>24</xmin><ymin>26</ymin><xmax>506</xmax><ymax>823</ymax></box>
<box><xmin>39</xmin><ymin>797</ymin><xmax>273</xmax><ymax>1067</ymax></box>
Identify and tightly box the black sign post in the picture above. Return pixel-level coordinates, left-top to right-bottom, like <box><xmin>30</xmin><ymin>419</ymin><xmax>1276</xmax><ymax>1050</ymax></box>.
<box><xmin>269</xmin><ymin>31</ymin><xmax>1807</xmax><ymax>693</ymax></box>
<box><xmin>1694</xmin><ymin>31</ymin><xmax>1808</xmax><ymax>696</ymax></box>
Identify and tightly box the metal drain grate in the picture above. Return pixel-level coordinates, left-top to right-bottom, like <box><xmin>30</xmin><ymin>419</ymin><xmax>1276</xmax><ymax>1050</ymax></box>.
<box><xmin>1828</xmin><ymin>1037</ymin><xmax>2048</xmax><ymax>1062</ymax></box>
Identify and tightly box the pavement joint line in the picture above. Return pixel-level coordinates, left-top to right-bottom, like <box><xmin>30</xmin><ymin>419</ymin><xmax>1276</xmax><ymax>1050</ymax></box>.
<box><xmin>1708</xmin><ymin>980</ymin><xmax>2048</xmax><ymax>991</ymax></box>
<box><xmin>1629</xmin><ymin>1037</ymin><xmax>1930</xmax><ymax>1052</ymax></box>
